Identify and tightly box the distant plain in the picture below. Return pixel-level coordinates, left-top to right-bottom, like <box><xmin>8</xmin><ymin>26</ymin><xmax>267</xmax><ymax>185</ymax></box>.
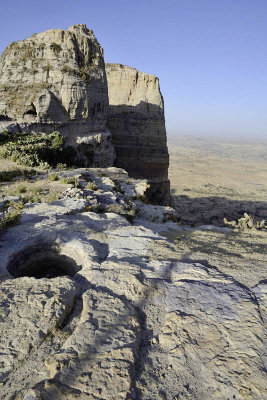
<box><xmin>168</xmin><ymin>134</ymin><xmax>267</xmax><ymax>226</ymax></box>
<box><xmin>166</xmin><ymin>134</ymin><xmax>267</xmax><ymax>286</ymax></box>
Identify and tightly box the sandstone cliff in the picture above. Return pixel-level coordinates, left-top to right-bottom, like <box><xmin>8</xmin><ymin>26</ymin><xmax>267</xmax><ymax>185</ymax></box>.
<box><xmin>0</xmin><ymin>26</ymin><xmax>171</xmax><ymax>203</ymax></box>
<box><xmin>0</xmin><ymin>24</ymin><xmax>115</xmax><ymax>166</ymax></box>
<box><xmin>106</xmin><ymin>63</ymin><xmax>170</xmax><ymax>205</ymax></box>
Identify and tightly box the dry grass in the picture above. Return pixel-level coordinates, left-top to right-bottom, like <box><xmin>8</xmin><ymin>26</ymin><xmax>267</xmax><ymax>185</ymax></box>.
<box><xmin>0</xmin><ymin>158</ymin><xmax>67</xmax><ymax>203</ymax></box>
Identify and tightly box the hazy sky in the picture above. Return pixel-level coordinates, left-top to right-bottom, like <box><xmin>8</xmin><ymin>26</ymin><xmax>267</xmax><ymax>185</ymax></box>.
<box><xmin>0</xmin><ymin>0</ymin><xmax>266</xmax><ymax>138</ymax></box>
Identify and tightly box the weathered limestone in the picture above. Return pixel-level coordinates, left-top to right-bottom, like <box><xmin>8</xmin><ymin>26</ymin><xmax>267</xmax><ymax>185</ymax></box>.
<box><xmin>106</xmin><ymin>63</ymin><xmax>170</xmax><ymax>205</ymax></box>
<box><xmin>0</xmin><ymin>24</ymin><xmax>115</xmax><ymax>166</ymax></box>
<box><xmin>0</xmin><ymin>168</ymin><xmax>266</xmax><ymax>399</ymax></box>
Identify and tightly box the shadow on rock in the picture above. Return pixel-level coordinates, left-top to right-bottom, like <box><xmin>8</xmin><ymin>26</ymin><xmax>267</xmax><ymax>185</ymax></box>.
<box><xmin>172</xmin><ymin>191</ymin><xmax>267</xmax><ymax>226</ymax></box>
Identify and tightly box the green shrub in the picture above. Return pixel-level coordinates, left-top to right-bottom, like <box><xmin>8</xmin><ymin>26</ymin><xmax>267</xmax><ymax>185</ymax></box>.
<box><xmin>0</xmin><ymin>131</ymin><xmax>78</xmax><ymax>168</ymax></box>
<box><xmin>17</xmin><ymin>184</ymin><xmax>27</xmax><ymax>193</ymax></box>
<box><xmin>56</xmin><ymin>163</ymin><xmax>67</xmax><ymax>170</ymax></box>
<box><xmin>113</xmin><ymin>180</ymin><xmax>125</xmax><ymax>194</ymax></box>
<box><xmin>0</xmin><ymin>168</ymin><xmax>37</xmax><ymax>182</ymax></box>
<box><xmin>0</xmin><ymin>201</ymin><xmax>24</xmax><ymax>230</ymax></box>
<box><xmin>31</xmin><ymin>186</ymin><xmax>41</xmax><ymax>195</ymax></box>
<box><xmin>46</xmin><ymin>192</ymin><xmax>59</xmax><ymax>203</ymax></box>
<box><xmin>50</xmin><ymin>43</ymin><xmax>62</xmax><ymax>54</ymax></box>
<box><xmin>60</xmin><ymin>177</ymin><xmax>79</xmax><ymax>188</ymax></box>
<box><xmin>86</xmin><ymin>181</ymin><xmax>98</xmax><ymax>191</ymax></box>
<box><xmin>49</xmin><ymin>172</ymin><xmax>59</xmax><ymax>181</ymax></box>
<box><xmin>51</xmin><ymin>134</ymin><xmax>63</xmax><ymax>148</ymax></box>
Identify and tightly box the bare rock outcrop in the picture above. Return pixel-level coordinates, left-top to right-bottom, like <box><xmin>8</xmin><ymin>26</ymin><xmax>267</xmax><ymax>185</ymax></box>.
<box><xmin>0</xmin><ymin>168</ymin><xmax>266</xmax><ymax>399</ymax></box>
<box><xmin>0</xmin><ymin>27</ymin><xmax>171</xmax><ymax>201</ymax></box>
<box><xmin>106</xmin><ymin>63</ymin><xmax>170</xmax><ymax>205</ymax></box>
<box><xmin>0</xmin><ymin>24</ymin><xmax>115</xmax><ymax>166</ymax></box>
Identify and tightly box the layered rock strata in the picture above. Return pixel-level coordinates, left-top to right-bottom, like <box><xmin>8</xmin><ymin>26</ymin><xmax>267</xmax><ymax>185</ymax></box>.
<box><xmin>0</xmin><ymin>26</ymin><xmax>171</xmax><ymax>202</ymax></box>
<box><xmin>0</xmin><ymin>24</ymin><xmax>115</xmax><ymax>166</ymax></box>
<box><xmin>106</xmin><ymin>63</ymin><xmax>170</xmax><ymax>205</ymax></box>
<box><xmin>0</xmin><ymin>168</ymin><xmax>266</xmax><ymax>399</ymax></box>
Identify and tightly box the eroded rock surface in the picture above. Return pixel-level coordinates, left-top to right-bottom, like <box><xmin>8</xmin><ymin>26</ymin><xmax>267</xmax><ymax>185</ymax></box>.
<box><xmin>0</xmin><ymin>168</ymin><xmax>266</xmax><ymax>399</ymax></box>
<box><xmin>0</xmin><ymin>24</ymin><xmax>115</xmax><ymax>166</ymax></box>
<box><xmin>0</xmin><ymin>26</ymin><xmax>172</xmax><ymax>201</ymax></box>
<box><xmin>106</xmin><ymin>63</ymin><xmax>170</xmax><ymax>205</ymax></box>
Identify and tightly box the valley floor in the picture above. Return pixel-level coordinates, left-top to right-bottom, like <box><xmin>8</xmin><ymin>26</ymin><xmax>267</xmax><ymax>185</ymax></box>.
<box><xmin>168</xmin><ymin>134</ymin><xmax>267</xmax><ymax>226</ymax></box>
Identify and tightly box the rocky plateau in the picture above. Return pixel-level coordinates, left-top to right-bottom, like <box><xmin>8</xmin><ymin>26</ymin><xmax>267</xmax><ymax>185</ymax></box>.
<box><xmin>0</xmin><ymin>167</ymin><xmax>266</xmax><ymax>400</ymax></box>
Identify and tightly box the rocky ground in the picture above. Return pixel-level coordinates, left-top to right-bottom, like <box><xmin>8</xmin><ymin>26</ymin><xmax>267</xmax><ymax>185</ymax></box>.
<box><xmin>0</xmin><ymin>161</ymin><xmax>266</xmax><ymax>399</ymax></box>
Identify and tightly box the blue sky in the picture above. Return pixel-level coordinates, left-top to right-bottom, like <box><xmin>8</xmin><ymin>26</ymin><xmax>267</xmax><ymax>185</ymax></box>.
<box><xmin>0</xmin><ymin>0</ymin><xmax>266</xmax><ymax>138</ymax></box>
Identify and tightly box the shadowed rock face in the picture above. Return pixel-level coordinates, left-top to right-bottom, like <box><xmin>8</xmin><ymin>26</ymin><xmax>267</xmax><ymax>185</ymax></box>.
<box><xmin>0</xmin><ymin>24</ymin><xmax>115</xmax><ymax>166</ymax></box>
<box><xmin>106</xmin><ymin>63</ymin><xmax>171</xmax><ymax>205</ymax></box>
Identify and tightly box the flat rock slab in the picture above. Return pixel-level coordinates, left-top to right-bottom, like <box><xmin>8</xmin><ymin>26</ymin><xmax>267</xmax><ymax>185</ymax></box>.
<box><xmin>0</xmin><ymin>197</ymin><xmax>266</xmax><ymax>399</ymax></box>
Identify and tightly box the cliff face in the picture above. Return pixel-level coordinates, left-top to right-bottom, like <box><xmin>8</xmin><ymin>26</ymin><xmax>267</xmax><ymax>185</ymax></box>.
<box><xmin>0</xmin><ymin>24</ymin><xmax>115</xmax><ymax>166</ymax></box>
<box><xmin>106</xmin><ymin>63</ymin><xmax>170</xmax><ymax>205</ymax></box>
<box><xmin>0</xmin><ymin>26</ymin><xmax>171</xmax><ymax>201</ymax></box>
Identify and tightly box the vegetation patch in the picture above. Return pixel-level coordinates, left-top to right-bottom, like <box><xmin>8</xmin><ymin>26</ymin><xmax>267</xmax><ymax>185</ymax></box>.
<box><xmin>0</xmin><ymin>131</ymin><xmax>78</xmax><ymax>168</ymax></box>
<box><xmin>50</xmin><ymin>42</ymin><xmax>62</xmax><ymax>54</ymax></box>
<box><xmin>3</xmin><ymin>180</ymin><xmax>60</xmax><ymax>205</ymax></box>
<box><xmin>224</xmin><ymin>213</ymin><xmax>266</xmax><ymax>231</ymax></box>
<box><xmin>60</xmin><ymin>177</ymin><xmax>79</xmax><ymax>188</ymax></box>
<box><xmin>105</xmin><ymin>203</ymin><xmax>136</xmax><ymax>223</ymax></box>
<box><xmin>56</xmin><ymin>163</ymin><xmax>67</xmax><ymax>170</ymax></box>
<box><xmin>0</xmin><ymin>201</ymin><xmax>24</xmax><ymax>230</ymax></box>
<box><xmin>113</xmin><ymin>180</ymin><xmax>125</xmax><ymax>194</ymax></box>
<box><xmin>0</xmin><ymin>168</ymin><xmax>37</xmax><ymax>182</ymax></box>
<box><xmin>86</xmin><ymin>181</ymin><xmax>98</xmax><ymax>191</ymax></box>
<box><xmin>78</xmin><ymin>51</ymin><xmax>96</xmax><ymax>82</ymax></box>
<box><xmin>49</xmin><ymin>172</ymin><xmax>59</xmax><ymax>181</ymax></box>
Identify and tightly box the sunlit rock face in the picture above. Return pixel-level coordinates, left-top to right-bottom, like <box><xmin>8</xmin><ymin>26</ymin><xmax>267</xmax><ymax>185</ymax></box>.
<box><xmin>106</xmin><ymin>63</ymin><xmax>171</xmax><ymax>205</ymax></box>
<box><xmin>0</xmin><ymin>24</ymin><xmax>115</xmax><ymax>166</ymax></box>
<box><xmin>0</xmin><ymin>167</ymin><xmax>266</xmax><ymax>399</ymax></box>
<box><xmin>0</xmin><ymin>25</ymin><xmax>171</xmax><ymax>198</ymax></box>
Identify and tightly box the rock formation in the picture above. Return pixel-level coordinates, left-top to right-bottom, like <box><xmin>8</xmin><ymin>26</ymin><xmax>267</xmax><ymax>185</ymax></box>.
<box><xmin>106</xmin><ymin>63</ymin><xmax>170</xmax><ymax>205</ymax></box>
<box><xmin>0</xmin><ymin>25</ymin><xmax>171</xmax><ymax>203</ymax></box>
<box><xmin>0</xmin><ymin>24</ymin><xmax>115</xmax><ymax>167</ymax></box>
<box><xmin>0</xmin><ymin>168</ymin><xmax>266</xmax><ymax>399</ymax></box>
